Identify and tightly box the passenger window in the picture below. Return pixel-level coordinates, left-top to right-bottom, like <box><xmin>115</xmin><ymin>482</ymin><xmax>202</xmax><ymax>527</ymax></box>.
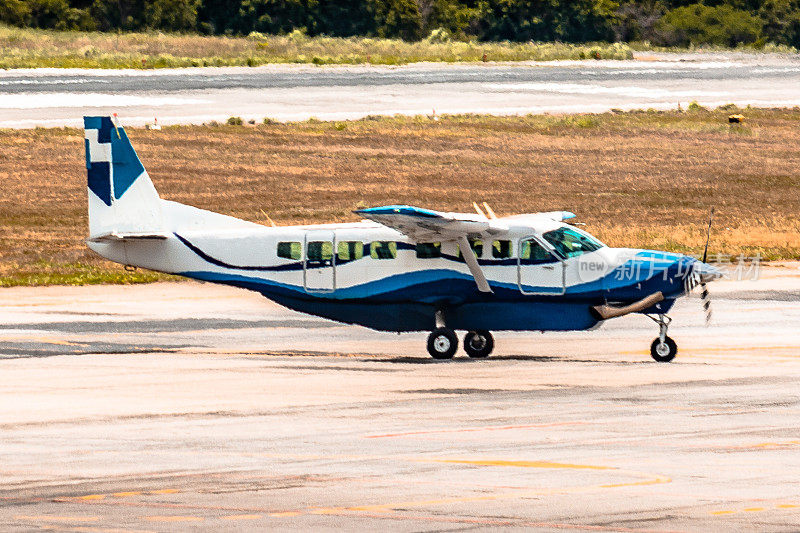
<box><xmin>370</xmin><ymin>241</ymin><xmax>397</xmax><ymax>259</ymax></box>
<box><xmin>416</xmin><ymin>242</ymin><xmax>441</xmax><ymax>259</ymax></box>
<box><xmin>458</xmin><ymin>239</ymin><xmax>483</xmax><ymax>261</ymax></box>
<box><xmin>492</xmin><ymin>240</ymin><xmax>512</xmax><ymax>259</ymax></box>
<box><xmin>338</xmin><ymin>241</ymin><xmax>364</xmax><ymax>261</ymax></box>
<box><xmin>307</xmin><ymin>241</ymin><xmax>333</xmax><ymax>262</ymax></box>
<box><xmin>519</xmin><ymin>239</ymin><xmax>556</xmax><ymax>264</ymax></box>
<box><xmin>277</xmin><ymin>241</ymin><xmax>301</xmax><ymax>260</ymax></box>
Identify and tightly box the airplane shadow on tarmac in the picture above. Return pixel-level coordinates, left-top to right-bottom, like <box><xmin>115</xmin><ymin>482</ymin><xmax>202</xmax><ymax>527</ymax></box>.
<box><xmin>362</xmin><ymin>355</ymin><xmax>652</xmax><ymax>365</ymax></box>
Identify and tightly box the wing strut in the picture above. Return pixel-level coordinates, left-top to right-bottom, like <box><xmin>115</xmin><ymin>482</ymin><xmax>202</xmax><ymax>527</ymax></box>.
<box><xmin>457</xmin><ymin>235</ymin><xmax>493</xmax><ymax>293</ymax></box>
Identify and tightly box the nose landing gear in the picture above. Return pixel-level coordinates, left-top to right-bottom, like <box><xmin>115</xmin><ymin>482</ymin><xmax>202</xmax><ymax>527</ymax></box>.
<box><xmin>648</xmin><ymin>314</ymin><xmax>677</xmax><ymax>362</ymax></box>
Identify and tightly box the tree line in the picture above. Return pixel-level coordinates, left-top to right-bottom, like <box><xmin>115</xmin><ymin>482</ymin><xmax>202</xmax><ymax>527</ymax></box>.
<box><xmin>1</xmin><ymin>0</ymin><xmax>799</xmax><ymax>48</ymax></box>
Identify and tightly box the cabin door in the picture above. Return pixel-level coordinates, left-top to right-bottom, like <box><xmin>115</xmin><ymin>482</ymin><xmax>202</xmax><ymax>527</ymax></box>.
<box><xmin>517</xmin><ymin>236</ymin><xmax>566</xmax><ymax>295</ymax></box>
<box><xmin>304</xmin><ymin>231</ymin><xmax>336</xmax><ymax>293</ymax></box>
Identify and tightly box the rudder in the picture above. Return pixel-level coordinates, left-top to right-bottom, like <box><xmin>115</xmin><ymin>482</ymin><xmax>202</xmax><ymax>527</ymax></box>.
<box><xmin>84</xmin><ymin>116</ymin><xmax>165</xmax><ymax>239</ymax></box>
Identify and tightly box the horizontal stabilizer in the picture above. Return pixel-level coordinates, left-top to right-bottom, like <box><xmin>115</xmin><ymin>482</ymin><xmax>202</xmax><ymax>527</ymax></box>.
<box><xmin>87</xmin><ymin>231</ymin><xmax>169</xmax><ymax>243</ymax></box>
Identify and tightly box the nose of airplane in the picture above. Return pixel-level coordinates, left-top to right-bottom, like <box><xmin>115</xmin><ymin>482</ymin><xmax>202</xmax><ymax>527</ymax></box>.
<box><xmin>691</xmin><ymin>259</ymin><xmax>724</xmax><ymax>284</ymax></box>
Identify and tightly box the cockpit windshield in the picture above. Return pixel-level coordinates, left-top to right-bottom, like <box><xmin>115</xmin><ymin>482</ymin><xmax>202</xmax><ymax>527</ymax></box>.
<box><xmin>542</xmin><ymin>227</ymin><xmax>604</xmax><ymax>259</ymax></box>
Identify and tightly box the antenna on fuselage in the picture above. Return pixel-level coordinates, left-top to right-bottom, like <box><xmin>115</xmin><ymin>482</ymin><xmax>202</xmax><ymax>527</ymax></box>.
<box><xmin>482</xmin><ymin>202</ymin><xmax>498</xmax><ymax>219</ymax></box>
<box><xmin>260</xmin><ymin>209</ymin><xmax>277</xmax><ymax>227</ymax></box>
<box><xmin>472</xmin><ymin>202</ymin><xmax>488</xmax><ymax>219</ymax></box>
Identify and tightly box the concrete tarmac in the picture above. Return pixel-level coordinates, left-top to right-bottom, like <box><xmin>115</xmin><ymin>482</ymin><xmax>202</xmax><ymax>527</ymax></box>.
<box><xmin>1</xmin><ymin>266</ymin><xmax>800</xmax><ymax>531</ymax></box>
<box><xmin>3</xmin><ymin>51</ymin><xmax>800</xmax><ymax>128</ymax></box>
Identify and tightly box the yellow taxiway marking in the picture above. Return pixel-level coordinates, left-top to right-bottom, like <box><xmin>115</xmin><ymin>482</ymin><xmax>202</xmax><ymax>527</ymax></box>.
<box><xmin>710</xmin><ymin>503</ymin><xmax>800</xmax><ymax>515</ymax></box>
<box><xmin>78</xmin><ymin>495</ymin><xmax>106</xmax><ymax>501</ymax></box>
<box><xmin>600</xmin><ymin>474</ymin><xmax>671</xmax><ymax>488</ymax></box>
<box><xmin>269</xmin><ymin>511</ymin><xmax>302</xmax><ymax>517</ymax></box>
<box><xmin>148</xmin><ymin>489</ymin><xmax>179</xmax><ymax>495</ymax></box>
<box><xmin>112</xmin><ymin>491</ymin><xmax>142</xmax><ymax>497</ymax></box>
<box><xmin>750</xmin><ymin>440</ymin><xmax>800</xmax><ymax>449</ymax></box>
<box><xmin>222</xmin><ymin>514</ymin><xmax>262</xmax><ymax>520</ymax></box>
<box><xmin>144</xmin><ymin>515</ymin><xmax>203</xmax><ymax>522</ymax></box>
<box><xmin>0</xmin><ymin>335</ymin><xmax>86</xmax><ymax>346</ymax></box>
<box><xmin>329</xmin><ymin>460</ymin><xmax>670</xmax><ymax>514</ymax></box>
<box><xmin>427</xmin><ymin>459</ymin><xmax>611</xmax><ymax>470</ymax></box>
<box><xmin>15</xmin><ymin>515</ymin><xmax>101</xmax><ymax>522</ymax></box>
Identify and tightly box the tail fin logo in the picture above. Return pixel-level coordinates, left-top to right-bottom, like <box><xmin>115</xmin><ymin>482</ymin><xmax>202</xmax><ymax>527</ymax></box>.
<box><xmin>84</xmin><ymin>116</ymin><xmax>146</xmax><ymax>207</ymax></box>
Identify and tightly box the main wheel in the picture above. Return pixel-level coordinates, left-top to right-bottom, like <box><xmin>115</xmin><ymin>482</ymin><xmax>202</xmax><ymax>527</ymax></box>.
<box><xmin>650</xmin><ymin>336</ymin><xmax>677</xmax><ymax>362</ymax></box>
<box><xmin>463</xmin><ymin>330</ymin><xmax>494</xmax><ymax>358</ymax></box>
<box><xmin>427</xmin><ymin>328</ymin><xmax>458</xmax><ymax>359</ymax></box>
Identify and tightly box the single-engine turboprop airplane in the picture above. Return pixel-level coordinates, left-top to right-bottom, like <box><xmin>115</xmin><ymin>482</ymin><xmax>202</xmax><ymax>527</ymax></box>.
<box><xmin>84</xmin><ymin>116</ymin><xmax>721</xmax><ymax>361</ymax></box>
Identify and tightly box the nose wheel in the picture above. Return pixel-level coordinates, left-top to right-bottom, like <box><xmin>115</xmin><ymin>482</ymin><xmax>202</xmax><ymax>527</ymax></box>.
<box><xmin>648</xmin><ymin>314</ymin><xmax>677</xmax><ymax>362</ymax></box>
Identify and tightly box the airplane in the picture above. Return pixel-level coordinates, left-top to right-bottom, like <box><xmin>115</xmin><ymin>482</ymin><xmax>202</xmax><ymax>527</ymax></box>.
<box><xmin>83</xmin><ymin>115</ymin><xmax>722</xmax><ymax>362</ymax></box>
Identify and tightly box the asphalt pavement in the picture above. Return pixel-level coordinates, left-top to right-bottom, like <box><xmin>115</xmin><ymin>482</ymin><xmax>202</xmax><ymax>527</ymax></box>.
<box><xmin>1</xmin><ymin>265</ymin><xmax>799</xmax><ymax>530</ymax></box>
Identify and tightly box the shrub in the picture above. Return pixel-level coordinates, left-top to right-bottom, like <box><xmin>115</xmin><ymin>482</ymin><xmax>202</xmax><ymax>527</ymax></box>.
<box><xmin>144</xmin><ymin>0</ymin><xmax>200</xmax><ymax>32</ymax></box>
<box><xmin>656</xmin><ymin>4</ymin><xmax>762</xmax><ymax>47</ymax></box>
<box><xmin>687</xmin><ymin>100</ymin><xmax>707</xmax><ymax>112</ymax></box>
<box><xmin>0</xmin><ymin>0</ymin><xmax>31</xmax><ymax>26</ymax></box>
<box><xmin>426</xmin><ymin>27</ymin><xmax>451</xmax><ymax>43</ymax></box>
<box><xmin>226</xmin><ymin>116</ymin><xmax>243</xmax><ymax>125</ymax></box>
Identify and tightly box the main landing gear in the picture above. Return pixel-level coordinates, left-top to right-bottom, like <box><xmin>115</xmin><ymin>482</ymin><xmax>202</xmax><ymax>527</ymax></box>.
<box><xmin>427</xmin><ymin>312</ymin><xmax>495</xmax><ymax>360</ymax></box>
<box><xmin>648</xmin><ymin>314</ymin><xmax>677</xmax><ymax>363</ymax></box>
<box><xmin>426</xmin><ymin>328</ymin><xmax>495</xmax><ymax>359</ymax></box>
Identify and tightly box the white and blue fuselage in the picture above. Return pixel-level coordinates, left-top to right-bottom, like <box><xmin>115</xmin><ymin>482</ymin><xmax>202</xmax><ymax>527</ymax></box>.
<box><xmin>83</xmin><ymin>116</ymin><xmax>719</xmax><ymax>359</ymax></box>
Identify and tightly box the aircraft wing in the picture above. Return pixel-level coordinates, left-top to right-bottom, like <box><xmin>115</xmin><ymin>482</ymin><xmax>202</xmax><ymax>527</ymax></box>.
<box><xmin>354</xmin><ymin>205</ymin><xmax>507</xmax><ymax>242</ymax></box>
<box><xmin>354</xmin><ymin>205</ymin><xmax>509</xmax><ymax>293</ymax></box>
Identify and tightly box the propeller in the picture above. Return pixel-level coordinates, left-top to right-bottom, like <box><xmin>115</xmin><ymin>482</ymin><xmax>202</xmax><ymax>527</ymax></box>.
<box><xmin>699</xmin><ymin>207</ymin><xmax>715</xmax><ymax>325</ymax></box>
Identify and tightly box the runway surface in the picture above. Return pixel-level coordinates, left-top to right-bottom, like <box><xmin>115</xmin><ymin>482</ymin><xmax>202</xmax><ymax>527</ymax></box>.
<box><xmin>2</xmin><ymin>51</ymin><xmax>800</xmax><ymax>128</ymax></box>
<box><xmin>1</xmin><ymin>264</ymin><xmax>800</xmax><ymax>530</ymax></box>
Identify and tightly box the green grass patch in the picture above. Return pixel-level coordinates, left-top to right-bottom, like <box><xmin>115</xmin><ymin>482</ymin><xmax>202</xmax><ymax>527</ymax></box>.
<box><xmin>0</xmin><ymin>25</ymin><xmax>634</xmax><ymax>69</ymax></box>
<box><xmin>0</xmin><ymin>261</ymin><xmax>179</xmax><ymax>287</ymax></box>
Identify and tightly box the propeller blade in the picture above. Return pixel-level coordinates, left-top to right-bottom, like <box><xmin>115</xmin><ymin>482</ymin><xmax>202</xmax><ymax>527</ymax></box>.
<box><xmin>700</xmin><ymin>281</ymin><xmax>712</xmax><ymax>325</ymax></box>
<box><xmin>702</xmin><ymin>207</ymin><xmax>715</xmax><ymax>264</ymax></box>
<box><xmin>693</xmin><ymin>208</ymin><xmax>715</xmax><ymax>326</ymax></box>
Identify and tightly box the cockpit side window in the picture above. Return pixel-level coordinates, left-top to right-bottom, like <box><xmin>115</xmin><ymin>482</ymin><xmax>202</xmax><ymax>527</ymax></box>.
<box><xmin>542</xmin><ymin>227</ymin><xmax>604</xmax><ymax>259</ymax></box>
<box><xmin>519</xmin><ymin>239</ymin><xmax>557</xmax><ymax>264</ymax></box>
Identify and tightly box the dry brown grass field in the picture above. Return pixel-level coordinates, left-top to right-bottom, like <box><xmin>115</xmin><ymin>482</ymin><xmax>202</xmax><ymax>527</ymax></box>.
<box><xmin>1</xmin><ymin>108</ymin><xmax>799</xmax><ymax>286</ymax></box>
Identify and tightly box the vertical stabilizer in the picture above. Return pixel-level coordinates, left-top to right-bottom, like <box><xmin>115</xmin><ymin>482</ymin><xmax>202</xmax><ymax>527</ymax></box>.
<box><xmin>84</xmin><ymin>116</ymin><xmax>165</xmax><ymax>239</ymax></box>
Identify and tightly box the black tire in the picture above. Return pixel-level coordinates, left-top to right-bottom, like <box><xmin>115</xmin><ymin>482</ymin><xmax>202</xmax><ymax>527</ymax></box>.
<box><xmin>650</xmin><ymin>336</ymin><xmax>677</xmax><ymax>362</ymax></box>
<box><xmin>463</xmin><ymin>330</ymin><xmax>494</xmax><ymax>358</ymax></box>
<box><xmin>427</xmin><ymin>328</ymin><xmax>458</xmax><ymax>359</ymax></box>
